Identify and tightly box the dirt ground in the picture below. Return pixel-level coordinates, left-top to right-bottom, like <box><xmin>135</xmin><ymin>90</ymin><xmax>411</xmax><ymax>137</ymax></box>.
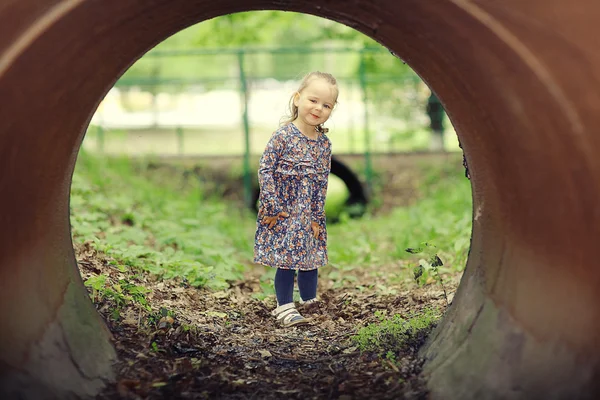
<box><xmin>77</xmin><ymin>242</ymin><xmax>459</xmax><ymax>400</ymax></box>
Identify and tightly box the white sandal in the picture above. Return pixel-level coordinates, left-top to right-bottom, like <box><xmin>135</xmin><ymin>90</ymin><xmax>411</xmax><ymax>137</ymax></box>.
<box><xmin>271</xmin><ymin>303</ymin><xmax>310</xmax><ymax>327</ymax></box>
<box><xmin>299</xmin><ymin>298</ymin><xmax>320</xmax><ymax>313</ymax></box>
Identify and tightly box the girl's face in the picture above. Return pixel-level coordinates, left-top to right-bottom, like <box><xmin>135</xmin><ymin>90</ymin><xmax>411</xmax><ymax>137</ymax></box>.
<box><xmin>294</xmin><ymin>78</ymin><xmax>337</xmax><ymax>128</ymax></box>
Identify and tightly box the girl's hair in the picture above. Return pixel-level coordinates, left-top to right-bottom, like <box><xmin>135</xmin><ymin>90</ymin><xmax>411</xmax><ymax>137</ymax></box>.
<box><xmin>281</xmin><ymin>71</ymin><xmax>339</xmax><ymax>134</ymax></box>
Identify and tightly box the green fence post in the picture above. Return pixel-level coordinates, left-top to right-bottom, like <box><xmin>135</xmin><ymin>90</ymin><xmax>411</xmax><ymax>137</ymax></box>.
<box><xmin>359</xmin><ymin>51</ymin><xmax>373</xmax><ymax>194</ymax></box>
<box><xmin>348</xmin><ymin>80</ymin><xmax>355</xmax><ymax>154</ymax></box>
<box><xmin>97</xmin><ymin>124</ymin><xmax>104</xmax><ymax>153</ymax></box>
<box><xmin>238</xmin><ymin>50</ymin><xmax>252</xmax><ymax>207</ymax></box>
<box><xmin>151</xmin><ymin>63</ymin><xmax>160</xmax><ymax>129</ymax></box>
<box><xmin>176</xmin><ymin>126</ymin><xmax>184</xmax><ymax>155</ymax></box>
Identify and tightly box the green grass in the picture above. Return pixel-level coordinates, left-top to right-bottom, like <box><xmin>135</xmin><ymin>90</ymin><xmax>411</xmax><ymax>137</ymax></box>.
<box><xmin>71</xmin><ymin>152</ymin><xmax>256</xmax><ymax>290</ymax></box>
<box><xmin>326</xmin><ymin>162</ymin><xmax>472</xmax><ymax>286</ymax></box>
<box><xmin>70</xmin><ymin>151</ymin><xmax>472</xmax><ymax>293</ymax></box>
<box><xmin>351</xmin><ymin>308</ymin><xmax>441</xmax><ymax>356</ymax></box>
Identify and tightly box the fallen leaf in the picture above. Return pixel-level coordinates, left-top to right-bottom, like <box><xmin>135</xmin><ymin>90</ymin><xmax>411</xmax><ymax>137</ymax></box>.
<box><xmin>158</xmin><ymin>315</ymin><xmax>175</xmax><ymax>329</ymax></box>
<box><xmin>203</xmin><ymin>311</ymin><xmax>228</xmax><ymax>318</ymax></box>
<box><xmin>259</xmin><ymin>349</ymin><xmax>272</xmax><ymax>358</ymax></box>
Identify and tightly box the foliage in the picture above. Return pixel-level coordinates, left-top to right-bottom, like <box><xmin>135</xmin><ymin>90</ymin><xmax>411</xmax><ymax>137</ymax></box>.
<box><xmin>351</xmin><ymin>308</ymin><xmax>440</xmax><ymax>355</ymax></box>
<box><xmin>71</xmin><ymin>152</ymin><xmax>255</xmax><ymax>290</ymax></box>
<box><xmin>83</xmin><ymin>273</ymin><xmax>151</xmax><ymax>319</ymax></box>
<box><xmin>71</xmin><ymin>152</ymin><xmax>472</xmax><ymax>295</ymax></box>
<box><xmin>188</xmin><ymin>11</ymin><xmax>370</xmax><ymax>48</ymax></box>
<box><xmin>119</xmin><ymin>11</ymin><xmax>418</xmax><ymax>88</ymax></box>
<box><xmin>326</xmin><ymin>161</ymin><xmax>472</xmax><ymax>289</ymax></box>
<box><xmin>406</xmin><ymin>242</ymin><xmax>449</xmax><ymax>305</ymax></box>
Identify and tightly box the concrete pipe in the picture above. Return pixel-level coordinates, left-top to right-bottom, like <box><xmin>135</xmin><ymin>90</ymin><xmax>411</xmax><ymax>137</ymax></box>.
<box><xmin>1</xmin><ymin>0</ymin><xmax>599</xmax><ymax>399</ymax></box>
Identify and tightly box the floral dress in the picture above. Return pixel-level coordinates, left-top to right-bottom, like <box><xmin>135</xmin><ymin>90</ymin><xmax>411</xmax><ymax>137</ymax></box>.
<box><xmin>254</xmin><ymin>123</ymin><xmax>332</xmax><ymax>270</ymax></box>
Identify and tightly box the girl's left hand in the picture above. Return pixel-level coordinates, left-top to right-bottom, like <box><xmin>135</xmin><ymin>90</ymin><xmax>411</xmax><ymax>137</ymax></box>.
<box><xmin>311</xmin><ymin>221</ymin><xmax>320</xmax><ymax>239</ymax></box>
<box><xmin>261</xmin><ymin>211</ymin><xmax>289</xmax><ymax>228</ymax></box>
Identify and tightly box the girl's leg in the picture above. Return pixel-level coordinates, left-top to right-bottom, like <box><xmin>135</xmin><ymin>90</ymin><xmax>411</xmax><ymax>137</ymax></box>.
<box><xmin>298</xmin><ymin>269</ymin><xmax>318</xmax><ymax>302</ymax></box>
<box><xmin>273</xmin><ymin>268</ymin><xmax>309</xmax><ymax>327</ymax></box>
<box><xmin>274</xmin><ymin>268</ymin><xmax>296</xmax><ymax>306</ymax></box>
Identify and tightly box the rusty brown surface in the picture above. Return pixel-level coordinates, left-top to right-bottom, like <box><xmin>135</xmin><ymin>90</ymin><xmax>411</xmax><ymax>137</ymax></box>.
<box><xmin>1</xmin><ymin>0</ymin><xmax>600</xmax><ymax>398</ymax></box>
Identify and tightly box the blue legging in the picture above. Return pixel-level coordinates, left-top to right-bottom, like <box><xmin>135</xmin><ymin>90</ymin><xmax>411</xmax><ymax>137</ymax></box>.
<box><xmin>274</xmin><ymin>268</ymin><xmax>318</xmax><ymax>306</ymax></box>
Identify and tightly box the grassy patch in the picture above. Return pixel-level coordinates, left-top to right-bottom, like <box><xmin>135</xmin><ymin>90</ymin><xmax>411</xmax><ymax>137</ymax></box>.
<box><xmin>351</xmin><ymin>308</ymin><xmax>441</xmax><ymax>358</ymax></box>
<box><xmin>71</xmin><ymin>151</ymin><xmax>472</xmax><ymax>297</ymax></box>
<box><xmin>71</xmin><ymin>152</ymin><xmax>256</xmax><ymax>291</ymax></box>
<box><xmin>326</xmin><ymin>161</ymin><xmax>472</xmax><ymax>289</ymax></box>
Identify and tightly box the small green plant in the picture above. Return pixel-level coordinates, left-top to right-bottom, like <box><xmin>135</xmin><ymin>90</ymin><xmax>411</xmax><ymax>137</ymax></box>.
<box><xmin>406</xmin><ymin>242</ymin><xmax>449</xmax><ymax>305</ymax></box>
<box><xmin>351</xmin><ymin>308</ymin><xmax>440</xmax><ymax>356</ymax></box>
<box><xmin>385</xmin><ymin>350</ymin><xmax>397</xmax><ymax>363</ymax></box>
<box><xmin>118</xmin><ymin>279</ymin><xmax>152</xmax><ymax>308</ymax></box>
<box><xmin>84</xmin><ymin>273</ymin><xmax>152</xmax><ymax>315</ymax></box>
<box><xmin>84</xmin><ymin>274</ymin><xmax>108</xmax><ymax>302</ymax></box>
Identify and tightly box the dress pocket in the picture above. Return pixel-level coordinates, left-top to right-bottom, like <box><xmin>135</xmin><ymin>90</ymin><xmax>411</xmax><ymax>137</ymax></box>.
<box><xmin>273</xmin><ymin>215</ymin><xmax>290</xmax><ymax>235</ymax></box>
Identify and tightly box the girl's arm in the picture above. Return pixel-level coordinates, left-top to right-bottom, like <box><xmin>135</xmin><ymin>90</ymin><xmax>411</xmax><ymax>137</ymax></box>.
<box><xmin>258</xmin><ymin>130</ymin><xmax>285</xmax><ymax>216</ymax></box>
<box><xmin>311</xmin><ymin>141</ymin><xmax>332</xmax><ymax>222</ymax></box>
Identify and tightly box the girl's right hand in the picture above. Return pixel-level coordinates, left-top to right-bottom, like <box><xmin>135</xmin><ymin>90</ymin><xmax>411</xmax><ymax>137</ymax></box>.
<box><xmin>261</xmin><ymin>212</ymin><xmax>289</xmax><ymax>228</ymax></box>
<box><xmin>310</xmin><ymin>221</ymin><xmax>320</xmax><ymax>239</ymax></box>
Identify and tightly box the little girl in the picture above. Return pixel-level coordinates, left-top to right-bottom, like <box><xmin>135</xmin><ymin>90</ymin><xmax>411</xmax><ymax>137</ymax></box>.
<box><xmin>254</xmin><ymin>71</ymin><xmax>338</xmax><ymax>327</ymax></box>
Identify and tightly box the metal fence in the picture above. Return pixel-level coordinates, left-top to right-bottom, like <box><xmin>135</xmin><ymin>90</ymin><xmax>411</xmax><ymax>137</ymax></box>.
<box><xmin>86</xmin><ymin>46</ymin><xmax>450</xmax><ymax>202</ymax></box>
